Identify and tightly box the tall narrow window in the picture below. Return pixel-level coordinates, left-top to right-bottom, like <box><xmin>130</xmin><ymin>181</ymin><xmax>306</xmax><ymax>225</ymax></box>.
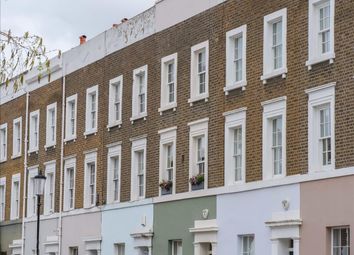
<box><xmin>240</xmin><ymin>235</ymin><xmax>255</xmax><ymax>255</ymax></box>
<box><xmin>44</xmin><ymin>162</ymin><xmax>55</xmax><ymax>215</ymax></box>
<box><xmin>262</xmin><ymin>9</ymin><xmax>287</xmax><ymax>83</ymax></box>
<box><xmin>131</xmin><ymin>137</ymin><xmax>146</xmax><ymax>200</ymax></box>
<box><xmin>319</xmin><ymin>105</ymin><xmax>331</xmax><ymax>166</ymax></box>
<box><xmin>224</xmin><ymin>108</ymin><xmax>246</xmax><ymax>185</ymax></box>
<box><xmin>160</xmin><ymin>53</ymin><xmax>178</xmax><ymax>113</ymax></box>
<box><xmin>27</xmin><ymin>168</ymin><xmax>38</xmax><ymax>217</ymax></box>
<box><xmin>307</xmin><ymin>83</ymin><xmax>335</xmax><ymax>172</ymax></box>
<box><xmin>108</xmin><ymin>76</ymin><xmax>123</xmax><ymax>128</ymax></box>
<box><xmin>189</xmin><ymin>41</ymin><xmax>209</xmax><ymax>104</ymax></box>
<box><xmin>85</xmin><ymin>85</ymin><xmax>98</xmax><ymax>135</ymax></box>
<box><xmin>0</xmin><ymin>178</ymin><xmax>6</xmax><ymax>222</ymax></box>
<box><xmin>171</xmin><ymin>240</ymin><xmax>182</xmax><ymax>255</ymax></box>
<box><xmin>46</xmin><ymin>103</ymin><xmax>57</xmax><ymax>148</ymax></box>
<box><xmin>114</xmin><ymin>243</ymin><xmax>125</xmax><ymax>255</ymax></box>
<box><xmin>107</xmin><ymin>145</ymin><xmax>121</xmax><ymax>204</ymax></box>
<box><xmin>12</xmin><ymin>117</ymin><xmax>22</xmax><ymax>158</ymax></box>
<box><xmin>137</xmin><ymin>151</ymin><xmax>144</xmax><ymax>198</ymax></box>
<box><xmin>332</xmin><ymin>227</ymin><xmax>350</xmax><ymax>255</ymax></box>
<box><xmin>233</xmin><ymin>127</ymin><xmax>243</xmax><ymax>182</ymax></box>
<box><xmin>307</xmin><ymin>0</ymin><xmax>335</xmax><ymax>68</ymax></box>
<box><xmin>0</xmin><ymin>123</ymin><xmax>7</xmax><ymax>162</ymax></box>
<box><xmin>69</xmin><ymin>247</ymin><xmax>79</xmax><ymax>255</ymax></box>
<box><xmin>84</xmin><ymin>152</ymin><xmax>97</xmax><ymax>208</ymax></box>
<box><xmin>225</xmin><ymin>25</ymin><xmax>247</xmax><ymax>93</ymax></box>
<box><xmin>159</xmin><ymin>127</ymin><xmax>177</xmax><ymax>196</ymax></box>
<box><xmin>64</xmin><ymin>158</ymin><xmax>76</xmax><ymax>211</ymax></box>
<box><xmin>189</xmin><ymin>119</ymin><xmax>208</xmax><ymax>191</ymax></box>
<box><xmin>272</xmin><ymin>117</ymin><xmax>283</xmax><ymax>175</ymax></box>
<box><xmin>65</xmin><ymin>94</ymin><xmax>77</xmax><ymax>141</ymax></box>
<box><xmin>10</xmin><ymin>174</ymin><xmax>20</xmax><ymax>220</ymax></box>
<box><xmin>262</xmin><ymin>97</ymin><xmax>286</xmax><ymax>180</ymax></box>
<box><xmin>131</xmin><ymin>66</ymin><xmax>148</xmax><ymax>121</ymax></box>
<box><xmin>29</xmin><ymin>110</ymin><xmax>40</xmax><ymax>152</ymax></box>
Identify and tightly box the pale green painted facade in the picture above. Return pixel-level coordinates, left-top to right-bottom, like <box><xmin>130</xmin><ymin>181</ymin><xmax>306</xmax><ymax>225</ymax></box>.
<box><xmin>0</xmin><ymin>221</ymin><xmax>22</xmax><ymax>254</ymax></box>
<box><xmin>153</xmin><ymin>196</ymin><xmax>216</xmax><ymax>255</ymax></box>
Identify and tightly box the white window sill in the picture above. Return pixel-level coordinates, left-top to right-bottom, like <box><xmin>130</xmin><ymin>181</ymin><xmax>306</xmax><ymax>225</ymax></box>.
<box><xmin>107</xmin><ymin>121</ymin><xmax>122</xmax><ymax>131</ymax></box>
<box><xmin>11</xmin><ymin>154</ymin><xmax>21</xmax><ymax>160</ymax></box>
<box><xmin>158</xmin><ymin>103</ymin><xmax>177</xmax><ymax>115</ymax></box>
<box><xmin>261</xmin><ymin>67</ymin><xmax>288</xmax><ymax>84</ymax></box>
<box><xmin>130</xmin><ymin>113</ymin><xmax>147</xmax><ymax>124</ymax></box>
<box><xmin>44</xmin><ymin>144</ymin><xmax>56</xmax><ymax>151</ymax></box>
<box><xmin>309</xmin><ymin>165</ymin><xmax>334</xmax><ymax>173</ymax></box>
<box><xmin>28</xmin><ymin>149</ymin><xmax>39</xmax><ymax>155</ymax></box>
<box><xmin>84</xmin><ymin>130</ymin><xmax>97</xmax><ymax>138</ymax></box>
<box><xmin>306</xmin><ymin>53</ymin><xmax>335</xmax><ymax>70</ymax></box>
<box><xmin>64</xmin><ymin>136</ymin><xmax>77</xmax><ymax>144</ymax></box>
<box><xmin>0</xmin><ymin>158</ymin><xmax>7</xmax><ymax>163</ymax></box>
<box><xmin>224</xmin><ymin>81</ymin><xmax>247</xmax><ymax>95</ymax></box>
<box><xmin>188</xmin><ymin>93</ymin><xmax>209</xmax><ymax>106</ymax></box>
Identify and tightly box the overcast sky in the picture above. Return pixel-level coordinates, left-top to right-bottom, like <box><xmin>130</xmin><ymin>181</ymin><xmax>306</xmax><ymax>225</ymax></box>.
<box><xmin>1</xmin><ymin>0</ymin><xmax>155</xmax><ymax>52</ymax></box>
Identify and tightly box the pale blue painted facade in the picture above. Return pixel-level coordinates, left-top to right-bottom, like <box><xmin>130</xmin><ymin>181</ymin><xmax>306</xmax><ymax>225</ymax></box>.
<box><xmin>101</xmin><ymin>200</ymin><xmax>154</xmax><ymax>255</ymax></box>
<box><xmin>216</xmin><ymin>184</ymin><xmax>300</xmax><ymax>254</ymax></box>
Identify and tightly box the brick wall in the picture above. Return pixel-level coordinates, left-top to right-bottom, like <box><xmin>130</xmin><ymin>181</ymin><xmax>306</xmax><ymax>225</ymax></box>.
<box><xmin>1</xmin><ymin>0</ymin><xmax>354</xmax><ymax>215</ymax></box>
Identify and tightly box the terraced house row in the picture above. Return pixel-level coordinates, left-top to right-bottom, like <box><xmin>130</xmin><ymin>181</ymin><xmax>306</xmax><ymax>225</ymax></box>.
<box><xmin>1</xmin><ymin>0</ymin><xmax>354</xmax><ymax>254</ymax></box>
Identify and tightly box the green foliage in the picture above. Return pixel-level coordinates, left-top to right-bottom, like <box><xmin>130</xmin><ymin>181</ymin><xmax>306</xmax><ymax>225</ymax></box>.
<box><xmin>0</xmin><ymin>30</ymin><xmax>61</xmax><ymax>90</ymax></box>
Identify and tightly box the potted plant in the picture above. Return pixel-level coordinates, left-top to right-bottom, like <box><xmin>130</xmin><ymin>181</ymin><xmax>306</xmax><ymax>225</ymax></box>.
<box><xmin>159</xmin><ymin>180</ymin><xmax>173</xmax><ymax>195</ymax></box>
<box><xmin>189</xmin><ymin>173</ymin><xmax>204</xmax><ymax>191</ymax></box>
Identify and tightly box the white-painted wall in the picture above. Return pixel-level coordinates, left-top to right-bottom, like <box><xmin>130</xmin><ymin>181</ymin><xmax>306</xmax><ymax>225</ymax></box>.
<box><xmin>216</xmin><ymin>184</ymin><xmax>300</xmax><ymax>254</ymax></box>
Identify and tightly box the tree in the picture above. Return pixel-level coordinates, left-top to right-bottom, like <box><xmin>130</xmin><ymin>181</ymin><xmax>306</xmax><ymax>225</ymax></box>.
<box><xmin>0</xmin><ymin>30</ymin><xmax>60</xmax><ymax>90</ymax></box>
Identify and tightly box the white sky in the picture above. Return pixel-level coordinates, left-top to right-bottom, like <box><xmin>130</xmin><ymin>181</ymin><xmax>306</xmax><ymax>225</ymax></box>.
<box><xmin>0</xmin><ymin>0</ymin><xmax>156</xmax><ymax>52</ymax></box>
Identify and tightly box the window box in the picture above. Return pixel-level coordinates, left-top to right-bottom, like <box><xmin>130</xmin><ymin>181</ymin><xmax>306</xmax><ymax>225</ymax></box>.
<box><xmin>191</xmin><ymin>182</ymin><xmax>204</xmax><ymax>191</ymax></box>
<box><xmin>190</xmin><ymin>174</ymin><xmax>204</xmax><ymax>191</ymax></box>
<box><xmin>160</xmin><ymin>180</ymin><xmax>173</xmax><ymax>196</ymax></box>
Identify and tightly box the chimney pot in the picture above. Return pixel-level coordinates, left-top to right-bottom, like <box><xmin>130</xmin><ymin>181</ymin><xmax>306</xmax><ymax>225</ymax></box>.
<box><xmin>79</xmin><ymin>35</ymin><xmax>87</xmax><ymax>45</ymax></box>
<box><xmin>112</xmin><ymin>24</ymin><xmax>119</xmax><ymax>28</ymax></box>
<box><xmin>121</xmin><ymin>18</ymin><xmax>128</xmax><ymax>23</ymax></box>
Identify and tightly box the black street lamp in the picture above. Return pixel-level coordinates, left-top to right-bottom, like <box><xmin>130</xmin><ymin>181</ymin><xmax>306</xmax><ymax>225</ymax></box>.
<box><xmin>34</xmin><ymin>172</ymin><xmax>46</xmax><ymax>255</ymax></box>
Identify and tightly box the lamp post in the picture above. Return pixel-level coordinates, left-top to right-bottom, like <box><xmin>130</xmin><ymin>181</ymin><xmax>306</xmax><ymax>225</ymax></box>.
<box><xmin>34</xmin><ymin>172</ymin><xmax>46</xmax><ymax>255</ymax></box>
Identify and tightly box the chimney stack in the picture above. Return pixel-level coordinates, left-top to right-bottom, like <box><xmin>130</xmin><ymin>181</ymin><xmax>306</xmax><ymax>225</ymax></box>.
<box><xmin>79</xmin><ymin>35</ymin><xmax>87</xmax><ymax>45</ymax></box>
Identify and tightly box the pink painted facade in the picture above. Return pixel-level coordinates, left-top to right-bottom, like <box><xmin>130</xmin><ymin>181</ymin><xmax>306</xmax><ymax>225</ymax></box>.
<box><xmin>300</xmin><ymin>175</ymin><xmax>354</xmax><ymax>255</ymax></box>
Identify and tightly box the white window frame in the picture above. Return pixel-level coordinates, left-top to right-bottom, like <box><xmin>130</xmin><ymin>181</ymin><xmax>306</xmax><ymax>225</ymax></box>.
<box><xmin>262</xmin><ymin>97</ymin><xmax>287</xmax><ymax>180</ymax></box>
<box><xmin>64</xmin><ymin>157</ymin><xmax>76</xmax><ymax>211</ymax></box>
<box><xmin>107</xmin><ymin>143</ymin><xmax>122</xmax><ymax>204</ymax></box>
<box><xmin>171</xmin><ymin>240</ymin><xmax>183</xmax><ymax>255</ymax></box>
<box><xmin>12</xmin><ymin>117</ymin><xmax>22</xmax><ymax>158</ymax></box>
<box><xmin>130</xmin><ymin>137</ymin><xmax>147</xmax><ymax>201</ymax></box>
<box><xmin>159</xmin><ymin>53</ymin><xmax>178</xmax><ymax>113</ymax></box>
<box><xmin>45</xmin><ymin>102</ymin><xmax>57</xmax><ymax>149</ymax></box>
<box><xmin>225</xmin><ymin>25</ymin><xmax>247</xmax><ymax>94</ymax></box>
<box><xmin>189</xmin><ymin>41</ymin><xmax>209</xmax><ymax>105</ymax></box>
<box><xmin>29</xmin><ymin>110</ymin><xmax>40</xmax><ymax>153</ymax></box>
<box><xmin>188</xmin><ymin>118</ymin><xmax>208</xmax><ymax>191</ymax></box>
<box><xmin>114</xmin><ymin>243</ymin><xmax>125</xmax><ymax>255</ymax></box>
<box><xmin>331</xmin><ymin>227</ymin><xmax>350</xmax><ymax>255</ymax></box>
<box><xmin>85</xmin><ymin>85</ymin><xmax>99</xmax><ymax>136</ymax></box>
<box><xmin>0</xmin><ymin>177</ymin><xmax>6</xmax><ymax>222</ymax></box>
<box><xmin>27</xmin><ymin>167</ymin><xmax>38</xmax><ymax>218</ymax></box>
<box><xmin>44</xmin><ymin>161</ymin><xmax>56</xmax><ymax>215</ymax></box>
<box><xmin>0</xmin><ymin>123</ymin><xmax>8</xmax><ymax>162</ymax></box>
<box><xmin>158</xmin><ymin>127</ymin><xmax>177</xmax><ymax>196</ymax></box>
<box><xmin>65</xmin><ymin>94</ymin><xmax>78</xmax><ymax>142</ymax></box>
<box><xmin>224</xmin><ymin>108</ymin><xmax>247</xmax><ymax>186</ymax></box>
<box><xmin>108</xmin><ymin>75</ymin><xmax>123</xmax><ymax>129</ymax></box>
<box><xmin>131</xmin><ymin>65</ymin><xmax>148</xmax><ymax>123</ymax></box>
<box><xmin>10</xmin><ymin>174</ymin><xmax>21</xmax><ymax>220</ymax></box>
<box><xmin>261</xmin><ymin>8</ymin><xmax>287</xmax><ymax>84</ymax></box>
<box><xmin>306</xmin><ymin>82</ymin><xmax>335</xmax><ymax>173</ymax></box>
<box><xmin>239</xmin><ymin>235</ymin><xmax>255</xmax><ymax>255</ymax></box>
<box><xmin>306</xmin><ymin>0</ymin><xmax>335</xmax><ymax>69</ymax></box>
<box><xmin>84</xmin><ymin>151</ymin><xmax>97</xmax><ymax>208</ymax></box>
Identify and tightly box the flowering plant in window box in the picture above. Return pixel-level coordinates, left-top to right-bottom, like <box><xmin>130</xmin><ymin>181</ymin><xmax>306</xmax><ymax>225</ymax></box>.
<box><xmin>189</xmin><ymin>174</ymin><xmax>204</xmax><ymax>191</ymax></box>
<box><xmin>159</xmin><ymin>180</ymin><xmax>173</xmax><ymax>195</ymax></box>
